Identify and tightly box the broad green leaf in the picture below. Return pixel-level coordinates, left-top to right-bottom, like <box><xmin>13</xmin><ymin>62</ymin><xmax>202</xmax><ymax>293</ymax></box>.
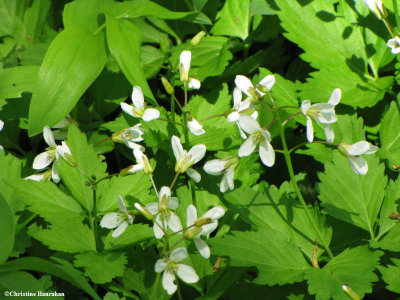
<box><xmin>376</xmin><ymin>179</ymin><xmax>400</xmax><ymax>240</ymax></box>
<box><xmin>74</xmin><ymin>251</ymin><xmax>127</xmax><ymax>284</ymax></box>
<box><xmin>305</xmin><ymin>246</ymin><xmax>382</xmax><ymax>300</ymax></box>
<box><xmin>28</xmin><ymin>27</ymin><xmax>107</xmax><ymax>136</ymax></box>
<box><xmin>378</xmin><ymin>258</ymin><xmax>400</xmax><ymax>293</ymax></box>
<box><xmin>0</xmin><ymin>257</ymin><xmax>100</xmax><ymax>300</ymax></box>
<box><xmin>23</xmin><ymin>0</ymin><xmax>51</xmax><ymax>42</ymax></box>
<box><xmin>224</xmin><ymin>185</ymin><xmax>332</xmax><ymax>258</ymax></box>
<box><xmin>141</xmin><ymin>45</ymin><xmax>164</xmax><ymax>78</ymax></box>
<box><xmin>211</xmin><ymin>0</ymin><xmax>250</xmax><ymax>40</ymax></box>
<box><xmin>56</xmin><ymin>125</ymin><xmax>107</xmax><ymax>211</ymax></box>
<box><xmin>318</xmin><ymin>152</ymin><xmax>387</xmax><ymax>237</ymax></box>
<box><xmin>250</xmin><ymin>0</ymin><xmax>274</xmax><ymax>15</ymax></box>
<box><xmin>209</xmin><ymin>230</ymin><xmax>310</xmax><ymax>285</ymax></box>
<box><xmin>0</xmin><ymin>0</ymin><xmax>28</xmax><ymax>37</ymax></box>
<box><xmin>104</xmin><ymin>224</ymin><xmax>153</xmax><ymax>250</ymax></box>
<box><xmin>276</xmin><ymin>0</ymin><xmax>393</xmax><ymax>107</ymax></box>
<box><xmin>0</xmin><ymin>271</ymin><xmax>45</xmax><ymax>294</ymax></box>
<box><xmin>0</xmin><ymin>66</ymin><xmax>39</xmax><ymax>99</ymax></box>
<box><xmin>5</xmin><ymin>179</ymin><xmax>84</xmax><ymax>224</ymax></box>
<box><xmin>106</xmin><ymin>16</ymin><xmax>155</xmax><ymax>104</ymax></box>
<box><xmin>29</xmin><ymin>221</ymin><xmax>95</xmax><ymax>253</ymax></box>
<box><xmin>63</xmin><ymin>0</ymin><xmax>103</xmax><ymax>32</ymax></box>
<box><xmin>371</xmin><ymin>223</ymin><xmax>400</xmax><ymax>252</ymax></box>
<box><xmin>379</xmin><ymin>102</ymin><xmax>400</xmax><ymax>166</ymax></box>
<box><xmin>0</xmin><ymin>193</ymin><xmax>15</xmax><ymax>264</ymax></box>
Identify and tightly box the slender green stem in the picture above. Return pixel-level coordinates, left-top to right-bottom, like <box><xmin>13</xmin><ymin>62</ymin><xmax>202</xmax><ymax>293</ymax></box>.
<box><xmin>94</xmin><ymin>137</ymin><xmax>112</xmax><ymax>147</ymax></box>
<box><xmin>166</xmin><ymin>236</ymin><xmax>187</xmax><ymax>256</ymax></box>
<box><xmin>199</xmin><ymin>113</ymin><xmax>226</xmax><ymax>122</ymax></box>
<box><xmin>276</xmin><ymin>111</ymin><xmax>334</xmax><ymax>259</ymax></box>
<box><xmin>281</xmin><ymin>112</ymin><xmax>301</xmax><ymax>126</ymax></box>
<box><xmin>383</xmin><ymin>19</ymin><xmax>396</xmax><ymax>37</ymax></box>
<box><xmin>93</xmin><ymin>22</ymin><xmax>106</xmax><ymax>36</ymax></box>
<box><xmin>150</xmin><ymin>272</ymin><xmax>162</xmax><ymax>300</ymax></box>
<box><xmin>92</xmin><ymin>185</ymin><xmax>101</xmax><ymax>252</ymax></box>
<box><xmin>170</xmin><ymin>172</ymin><xmax>180</xmax><ymax>190</ymax></box>
<box><xmin>150</xmin><ymin>174</ymin><xmax>159</xmax><ymax>198</ymax></box>
<box><xmin>177</xmin><ymin>281</ymin><xmax>183</xmax><ymax>300</ymax></box>
<box><xmin>394</xmin><ymin>0</ymin><xmax>400</xmax><ymax>32</ymax></box>
<box><xmin>183</xmin><ymin>82</ymin><xmax>190</xmax><ymax>148</ymax></box>
<box><xmin>158</xmin><ymin>118</ymin><xmax>182</xmax><ymax>126</ymax></box>
<box><xmin>288</xmin><ymin>141</ymin><xmax>337</xmax><ymax>154</ymax></box>
<box><xmin>171</xmin><ymin>95</ymin><xmax>175</xmax><ymax>123</ymax></box>
<box><xmin>172</xmin><ymin>94</ymin><xmax>184</xmax><ymax>111</ymax></box>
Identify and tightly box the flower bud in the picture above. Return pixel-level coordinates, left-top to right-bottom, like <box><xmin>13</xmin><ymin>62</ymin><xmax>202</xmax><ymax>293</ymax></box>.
<box><xmin>247</xmin><ymin>87</ymin><xmax>261</xmax><ymax>102</ymax></box>
<box><xmin>191</xmin><ymin>31</ymin><xmax>206</xmax><ymax>46</ymax></box>
<box><xmin>161</xmin><ymin>77</ymin><xmax>174</xmax><ymax>95</ymax></box>
<box><xmin>179</xmin><ymin>51</ymin><xmax>191</xmax><ymax>82</ymax></box>
<box><xmin>160</xmin><ymin>36</ymin><xmax>172</xmax><ymax>54</ymax></box>
<box><xmin>111</xmin><ymin>130</ymin><xmax>124</xmax><ymax>143</ymax></box>
<box><xmin>342</xmin><ymin>285</ymin><xmax>360</xmax><ymax>300</ymax></box>
<box><xmin>256</xmin><ymin>83</ymin><xmax>270</xmax><ymax>94</ymax></box>
<box><xmin>194</xmin><ymin>217</ymin><xmax>212</xmax><ymax>227</ymax></box>
<box><xmin>175</xmin><ymin>155</ymin><xmax>194</xmax><ymax>173</ymax></box>
<box><xmin>142</xmin><ymin>155</ymin><xmax>153</xmax><ymax>175</ymax></box>
<box><xmin>134</xmin><ymin>203</ymin><xmax>153</xmax><ymax>220</ymax></box>
<box><xmin>185</xmin><ymin>226</ymin><xmax>203</xmax><ymax>239</ymax></box>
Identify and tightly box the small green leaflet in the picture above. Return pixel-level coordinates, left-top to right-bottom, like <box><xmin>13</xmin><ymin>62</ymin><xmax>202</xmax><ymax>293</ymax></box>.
<box><xmin>104</xmin><ymin>224</ymin><xmax>153</xmax><ymax>250</ymax></box>
<box><xmin>0</xmin><ymin>193</ymin><xmax>15</xmax><ymax>264</ymax></box>
<box><xmin>378</xmin><ymin>258</ymin><xmax>400</xmax><ymax>293</ymax></box>
<box><xmin>379</xmin><ymin>102</ymin><xmax>400</xmax><ymax>166</ymax></box>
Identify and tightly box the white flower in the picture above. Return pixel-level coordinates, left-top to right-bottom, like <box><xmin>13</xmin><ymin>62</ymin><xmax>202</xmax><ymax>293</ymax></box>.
<box><xmin>32</xmin><ymin>126</ymin><xmax>72</xmax><ymax>183</ymax></box>
<box><xmin>238</xmin><ymin>115</ymin><xmax>275</xmax><ymax>167</ymax></box>
<box><xmin>0</xmin><ymin>120</ymin><xmax>4</xmax><ymax>150</ymax></box>
<box><xmin>338</xmin><ymin>141</ymin><xmax>378</xmax><ymax>175</ymax></box>
<box><xmin>186</xmin><ymin>205</ymin><xmax>225</xmax><ymax>258</ymax></box>
<box><xmin>124</xmin><ymin>149</ymin><xmax>153</xmax><ymax>174</ymax></box>
<box><xmin>100</xmin><ymin>196</ymin><xmax>134</xmax><ymax>238</ymax></box>
<box><xmin>187</xmin><ymin>117</ymin><xmax>205</xmax><ymax>136</ymax></box>
<box><xmin>25</xmin><ymin>169</ymin><xmax>52</xmax><ymax>182</ymax></box>
<box><xmin>363</xmin><ymin>0</ymin><xmax>386</xmax><ymax>19</ymax></box>
<box><xmin>155</xmin><ymin>247</ymin><xmax>199</xmax><ymax>295</ymax></box>
<box><xmin>235</xmin><ymin>74</ymin><xmax>275</xmax><ymax>102</ymax></box>
<box><xmin>51</xmin><ymin>115</ymin><xmax>75</xmax><ymax>140</ymax></box>
<box><xmin>387</xmin><ymin>37</ymin><xmax>400</xmax><ymax>54</ymax></box>
<box><xmin>171</xmin><ymin>135</ymin><xmax>206</xmax><ymax>183</ymax></box>
<box><xmin>301</xmin><ymin>88</ymin><xmax>341</xmax><ymax>143</ymax></box>
<box><xmin>227</xmin><ymin>87</ymin><xmax>258</xmax><ymax>139</ymax></box>
<box><xmin>180</xmin><ymin>51</ymin><xmax>191</xmax><ymax>82</ymax></box>
<box><xmin>145</xmin><ymin>186</ymin><xmax>182</xmax><ymax>239</ymax></box>
<box><xmin>121</xmin><ymin>86</ymin><xmax>160</xmax><ymax>121</ymax></box>
<box><xmin>112</xmin><ymin>124</ymin><xmax>145</xmax><ymax>150</ymax></box>
<box><xmin>203</xmin><ymin>156</ymin><xmax>239</xmax><ymax>192</ymax></box>
<box><xmin>188</xmin><ymin>77</ymin><xmax>201</xmax><ymax>89</ymax></box>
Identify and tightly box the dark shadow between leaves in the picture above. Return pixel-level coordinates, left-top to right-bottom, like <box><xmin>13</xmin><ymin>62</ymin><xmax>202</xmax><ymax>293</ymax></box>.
<box><xmin>316</xmin><ymin>11</ymin><xmax>336</xmax><ymax>22</ymax></box>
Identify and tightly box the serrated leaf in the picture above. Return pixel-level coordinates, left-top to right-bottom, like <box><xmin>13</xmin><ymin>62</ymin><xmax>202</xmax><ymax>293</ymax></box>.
<box><xmin>378</xmin><ymin>258</ymin><xmax>400</xmax><ymax>293</ymax></box>
<box><xmin>318</xmin><ymin>152</ymin><xmax>387</xmax><ymax>237</ymax></box>
<box><xmin>29</xmin><ymin>220</ymin><xmax>95</xmax><ymax>253</ymax></box>
<box><xmin>104</xmin><ymin>224</ymin><xmax>153</xmax><ymax>250</ymax></box>
<box><xmin>63</xmin><ymin>0</ymin><xmax>102</xmax><ymax>32</ymax></box>
<box><xmin>74</xmin><ymin>251</ymin><xmax>127</xmax><ymax>284</ymax></box>
<box><xmin>224</xmin><ymin>185</ymin><xmax>332</xmax><ymax>258</ymax></box>
<box><xmin>0</xmin><ymin>193</ymin><xmax>14</xmax><ymax>264</ymax></box>
<box><xmin>28</xmin><ymin>27</ymin><xmax>107</xmax><ymax>136</ymax></box>
<box><xmin>379</xmin><ymin>102</ymin><xmax>400</xmax><ymax>166</ymax></box>
<box><xmin>371</xmin><ymin>223</ymin><xmax>400</xmax><ymax>252</ymax></box>
<box><xmin>0</xmin><ymin>66</ymin><xmax>39</xmax><ymax>99</ymax></box>
<box><xmin>211</xmin><ymin>0</ymin><xmax>250</xmax><ymax>40</ymax></box>
<box><xmin>209</xmin><ymin>230</ymin><xmax>310</xmax><ymax>285</ymax></box>
<box><xmin>276</xmin><ymin>0</ymin><xmax>393</xmax><ymax>108</ymax></box>
<box><xmin>305</xmin><ymin>246</ymin><xmax>382</xmax><ymax>300</ymax></box>
<box><xmin>5</xmin><ymin>179</ymin><xmax>84</xmax><ymax>224</ymax></box>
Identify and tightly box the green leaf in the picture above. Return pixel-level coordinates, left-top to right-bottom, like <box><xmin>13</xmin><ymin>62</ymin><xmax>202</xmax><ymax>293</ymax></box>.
<box><xmin>0</xmin><ymin>0</ymin><xmax>27</xmax><ymax>37</ymax></box>
<box><xmin>211</xmin><ymin>0</ymin><xmax>250</xmax><ymax>40</ymax></box>
<box><xmin>378</xmin><ymin>258</ymin><xmax>400</xmax><ymax>293</ymax></box>
<box><xmin>0</xmin><ymin>193</ymin><xmax>15</xmax><ymax>264</ymax></box>
<box><xmin>5</xmin><ymin>179</ymin><xmax>84</xmax><ymax>224</ymax></box>
<box><xmin>141</xmin><ymin>45</ymin><xmax>165</xmax><ymax>79</ymax></box>
<box><xmin>318</xmin><ymin>152</ymin><xmax>387</xmax><ymax>237</ymax></box>
<box><xmin>105</xmin><ymin>16</ymin><xmax>155</xmax><ymax>104</ymax></box>
<box><xmin>209</xmin><ymin>230</ymin><xmax>310</xmax><ymax>285</ymax></box>
<box><xmin>305</xmin><ymin>246</ymin><xmax>382</xmax><ymax>300</ymax></box>
<box><xmin>63</xmin><ymin>0</ymin><xmax>103</xmax><ymax>32</ymax></box>
<box><xmin>379</xmin><ymin>102</ymin><xmax>400</xmax><ymax>166</ymax></box>
<box><xmin>104</xmin><ymin>224</ymin><xmax>153</xmax><ymax>250</ymax></box>
<box><xmin>74</xmin><ymin>251</ymin><xmax>127</xmax><ymax>284</ymax></box>
<box><xmin>224</xmin><ymin>185</ymin><xmax>332</xmax><ymax>259</ymax></box>
<box><xmin>276</xmin><ymin>0</ymin><xmax>393</xmax><ymax>108</ymax></box>
<box><xmin>0</xmin><ymin>257</ymin><xmax>100</xmax><ymax>300</ymax></box>
<box><xmin>29</xmin><ymin>220</ymin><xmax>95</xmax><ymax>253</ymax></box>
<box><xmin>371</xmin><ymin>223</ymin><xmax>400</xmax><ymax>252</ymax></box>
<box><xmin>23</xmin><ymin>0</ymin><xmax>51</xmax><ymax>42</ymax></box>
<box><xmin>0</xmin><ymin>66</ymin><xmax>39</xmax><ymax>99</ymax></box>
<box><xmin>28</xmin><ymin>27</ymin><xmax>107</xmax><ymax>136</ymax></box>
<box><xmin>0</xmin><ymin>271</ymin><xmax>45</xmax><ymax>294</ymax></box>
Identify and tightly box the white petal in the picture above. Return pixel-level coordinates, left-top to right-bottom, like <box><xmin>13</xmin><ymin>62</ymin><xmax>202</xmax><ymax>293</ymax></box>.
<box><xmin>25</xmin><ymin>174</ymin><xmax>45</xmax><ymax>181</ymax></box>
<box><xmin>33</xmin><ymin>151</ymin><xmax>53</xmax><ymax>169</ymax></box>
<box><xmin>227</xmin><ymin>111</ymin><xmax>240</xmax><ymax>123</ymax></box>
<box><xmin>258</xmin><ymin>75</ymin><xmax>275</xmax><ymax>91</ymax></box>
<box><xmin>187</xmin><ymin>119</ymin><xmax>205</xmax><ymax>136</ymax></box>
<box><xmin>317</xmin><ymin>110</ymin><xmax>337</xmax><ymax>124</ymax></box>
<box><xmin>187</xmin><ymin>144</ymin><xmax>206</xmax><ymax>164</ymax></box>
<box><xmin>221</xmin><ymin>167</ymin><xmax>234</xmax><ymax>192</ymax></box>
<box><xmin>133</xmin><ymin>149</ymin><xmax>145</xmax><ymax>164</ymax></box>
<box><xmin>259</xmin><ymin>141</ymin><xmax>275</xmax><ymax>167</ymax></box>
<box><xmin>347</xmin><ymin>156</ymin><xmax>368</xmax><ymax>175</ymax></box>
<box><xmin>168</xmin><ymin>212</ymin><xmax>183</xmax><ymax>233</ymax></box>
<box><xmin>145</xmin><ymin>202</ymin><xmax>159</xmax><ymax>215</ymax></box>
<box><xmin>186</xmin><ymin>204</ymin><xmax>197</xmax><ymax>227</ymax></box>
<box><xmin>126</xmin><ymin>142</ymin><xmax>145</xmax><ymax>152</ymax></box>
<box><xmin>126</xmin><ymin>164</ymin><xmax>144</xmax><ymax>173</ymax></box>
<box><xmin>301</xmin><ymin>100</ymin><xmax>311</xmax><ymax>116</ymax></box>
<box><xmin>154</xmin><ymin>214</ymin><xmax>165</xmax><ymax>239</ymax></box>
<box><xmin>176</xmin><ymin>264</ymin><xmax>199</xmax><ymax>284</ymax></box>
<box><xmin>162</xmin><ymin>270</ymin><xmax>177</xmax><ymax>295</ymax></box>
<box><xmin>235</xmin><ymin>75</ymin><xmax>254</xmax><ymax>96</ymax></box>
<box><xmin>188</xmin><ymin>78</ymin><xmax>201</xmax><ymax>89</ymax></box>
<box><xmin>201</xmin><ymin>221</ymin><xmax>218</xmax><ymax>235</ymax></box>
<box><xmin>171</xmin><ymin>136</ymin><xmax>184</xmax><ymax>160</ymax></box>
<box><xmin>100</xmin><ymin>213</ymin><xmax>123</xmax><ymax>229</ymax></box>
<box><xmin>56</xmin><ymin>141</ymin><xmax>71</xmax><ymax>160</ymax></box>
<box><xmin>43</xmin><ymin>126</ymin><xmax>56</xmax><ymax>148</ymax></box>
<box><xmin>202</xmin><ymin>206</ymin><xmax>225</xmax><ymax>220</ymax></box>
<box><xmin>118</xmin><ymin>196</ymin><xmax>127</xmax><ymax>213</ymax></box>
<box><xmin>131</xmin><ymin>86</ymin><xmax>145</xmax><ymax>110</ymax></box>
<box><xmin>237</xmin><ymin>122</ymin><xmax>247</xmax><ymax>139</ymax></box>
<box><xmin>233</xmin><ymin>87</ymin><xmax>242</xmax><ymax>108</ymax></box>
<box><xmin>322</xmin><ymin>124</ymin><xmax>334</xmax><ymax>143</ymax></box>
<box><xmin>365</xmin><ymin>145</ymin><xmax>378</xmax><ymax>154</ymax></box>
<box><xmin>170</xmin><ymin>247</ymin><xmax>188</xmax><ymax>262</ymax></box>
<box><xmin>142</xmin><ymin>108</ymin><xmax>160</xmax><ymax>121</ymax></box>
<box><xmin>0</xmin><ymin>120</ymin><xmax>4</xmax><ymax>131</ymax></box>
<box><xmin>347</xmin><ymin>141</ymin><xmax>371</xmax><ymax>156</ymax></box>
<box><xmin>120</xmin><ymin>103</ymin><xmax>136</xmax><ymax>117</ymax></box>
<box><xmin>250</xmin><ymin>111</ymin><xmax>258</xmax><ymax>119</ymax></box>
<box><xmin>159</xmin><ymin>186</ymin><xmax>171</xmax><ymax>201</ymax></box>
<box><xmin>180</xmin><ymin>51</ymin><xmax>191</xmax><ymax>75</ymax></box>
<box><xmin>203</xmin><ymin>159</ymin><xmax>225</xmax><ymax>175</ymax></box>
<box><xmin>306</xmin><ymin>117</ymin><xmax>314</xmax><ymax>143</ymax></box>
<box><xmin>155</xmin><ymin>259</ymin><xmax>167</xmax><ymax>273</ymax></box>
<box><xmin>328</xmin><ymin>88</ymin><xmax>341</xmax><ymax>106</ymax></box>
<box><xmin>168</xmin><ymin>197</ymin><xmax>179</xmax><ymax>210</ymax></box>
<box><xmin>51</xmin><ymin>164</ymin><xmax>60</xmax><ymax>183</ymax></box>
<box><xmin>238</xmin><ymin>115</ymin><xmax>260</xmax><ymax>134</ymax></box>
<box><xmin>238</xmin><ymin>135</ymin><xmax>258</xmax><ymax>157</ymax></box>
<box><xmin>112</xmin><ymin>221</ymin><xmax>129</xmax><ymax>238</ymax></box>
<box><xmin>186</xmin><ymin>168</ymin><xmax>201</xmax><ymax>183</ymax></box>
<box><xmin>194</xmin><ymin>238</ymin><xmax>210</xmax><ymax>259</ymax></box>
